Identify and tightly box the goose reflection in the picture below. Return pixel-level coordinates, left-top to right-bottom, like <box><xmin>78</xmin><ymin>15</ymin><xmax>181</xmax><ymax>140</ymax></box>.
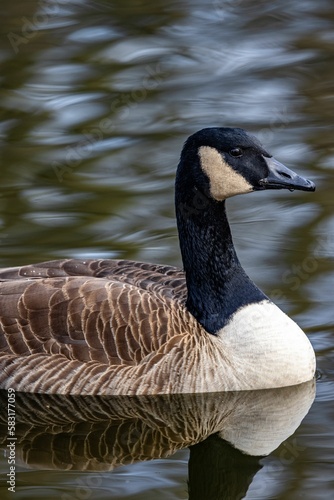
<box><xmin>0</xmin><ymin>381</ymin><xmax>314</xmax><ymax>498</ymax></box>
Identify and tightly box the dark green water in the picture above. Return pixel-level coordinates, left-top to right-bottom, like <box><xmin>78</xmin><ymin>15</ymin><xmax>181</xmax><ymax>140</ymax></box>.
<box><xmin>0</xmin><ymin>0</ymin><xmax>333</xmax><ymax>498</ymax></box>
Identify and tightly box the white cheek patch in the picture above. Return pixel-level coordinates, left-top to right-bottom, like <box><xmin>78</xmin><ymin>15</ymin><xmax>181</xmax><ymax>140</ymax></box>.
<box><xmin>199</xmin><ymin>146</ymin><xmax>253</xmax><ymax>200</ymax></box>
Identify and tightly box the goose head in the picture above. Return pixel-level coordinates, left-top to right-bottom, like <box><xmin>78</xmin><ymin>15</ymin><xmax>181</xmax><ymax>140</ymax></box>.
<box><xmin>176</xmin><ymin>127</ymin><xmax>315</xmax><ymax>203</ymax></box>
<box><xmin>175</xmin><ymin>127</ymin><xmax>315</xmax><ymax>335</ymax></box>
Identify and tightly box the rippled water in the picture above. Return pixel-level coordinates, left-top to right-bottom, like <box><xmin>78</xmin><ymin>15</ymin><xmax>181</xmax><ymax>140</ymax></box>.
<box><xmin>0</xmin><ymin>0</ymin><xmax>333</xmax><ymax>498</ymax></box>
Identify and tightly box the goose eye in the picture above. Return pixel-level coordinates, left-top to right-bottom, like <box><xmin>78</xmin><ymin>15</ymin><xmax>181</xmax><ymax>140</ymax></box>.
<box><xmin>229</xmin><ymin>148</ymin><xmax>243</xmax><ymax>157</ymax></box>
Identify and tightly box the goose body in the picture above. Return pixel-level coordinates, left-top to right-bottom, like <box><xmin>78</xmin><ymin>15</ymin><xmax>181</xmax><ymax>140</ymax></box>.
<box><xmin>0</xmin><ymin>128</ymin><xmax>316</xmax><ymax>395</ymax></box>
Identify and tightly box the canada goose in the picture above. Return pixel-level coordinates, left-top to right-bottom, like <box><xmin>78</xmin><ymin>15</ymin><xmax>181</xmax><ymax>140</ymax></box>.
<box><xmin>0</xmin><ymin>128</ymin><xmax>316</xmax><ymax>395</ymax></box>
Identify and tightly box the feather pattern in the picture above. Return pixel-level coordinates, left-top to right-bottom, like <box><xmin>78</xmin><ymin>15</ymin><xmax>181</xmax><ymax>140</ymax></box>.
<box><xmin>0</xmin><ymin>259</ymin><xmax>208</xmax><ymax>394</ymax></box>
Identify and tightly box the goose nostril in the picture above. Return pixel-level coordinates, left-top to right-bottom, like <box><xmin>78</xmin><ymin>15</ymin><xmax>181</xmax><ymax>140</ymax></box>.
<box><xmin>278</xmin><ymin>170</ymin><xmax>292</xmax><ymax>179</ymax></box>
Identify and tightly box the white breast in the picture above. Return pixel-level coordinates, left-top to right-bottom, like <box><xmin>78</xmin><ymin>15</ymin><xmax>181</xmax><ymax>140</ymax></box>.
<box><xmin>215</xmin><ymin>299</ymin><xmax>316</xmax><ymax>391</ymax></box>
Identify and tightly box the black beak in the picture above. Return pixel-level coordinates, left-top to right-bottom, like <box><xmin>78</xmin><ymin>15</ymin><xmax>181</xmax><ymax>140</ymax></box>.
<box><xmin>258</xmin><ymin>157</ymin><xmax>316</xmax><ymax>192</ymax></box>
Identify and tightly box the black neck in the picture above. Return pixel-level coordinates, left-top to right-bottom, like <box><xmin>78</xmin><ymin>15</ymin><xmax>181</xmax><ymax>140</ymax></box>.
<box><xmin>175</xmin><ymin>185</ymin><xmax>266</xmax><ymax>334</ymax></box>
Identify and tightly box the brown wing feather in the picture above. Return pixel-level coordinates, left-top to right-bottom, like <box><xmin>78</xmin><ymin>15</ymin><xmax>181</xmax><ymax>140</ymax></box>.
<box><xmin>0</xmin><ymin>259</ymin><xmax>187</xmax><ymax>300</ymax></box>
<box><xmin>0</xmin><ymin>273</ymin><xmax>188</xmax><ymax>365</ymax></box>
<box><xmin>0</xmin><ymin>259</ymin><xmax>200</xmax><ymax>394</ymax></box>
